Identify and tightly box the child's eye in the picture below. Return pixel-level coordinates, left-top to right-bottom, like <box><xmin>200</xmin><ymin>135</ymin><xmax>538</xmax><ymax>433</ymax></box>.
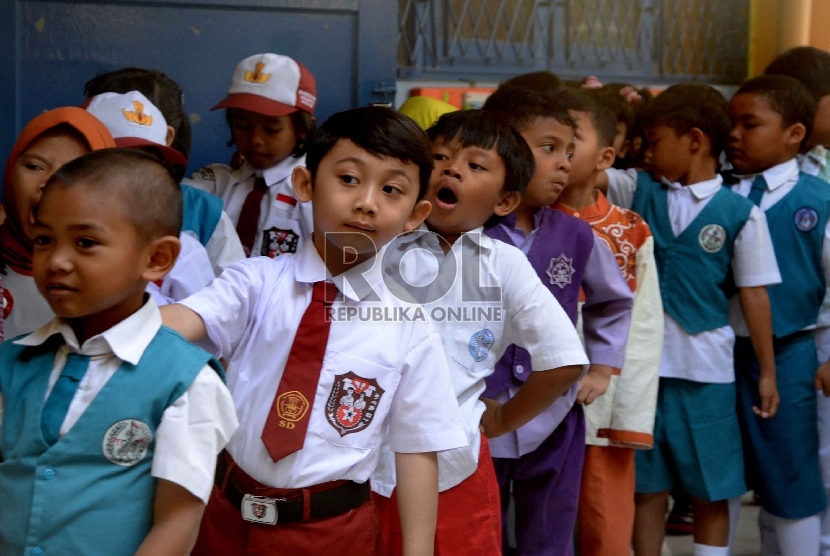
<box><xmin>566</xmin><ymin>151</ymin><xmax>574</xmax><ymax>161</ymax></box>
<box><xmin>541</xmin><ymin>144</ymin><xmax>554</xmax><ymax>153</ymax></box>
<box><xmin>265</xmin><ymin>127</ymin><xmax>283</xmax><ymax>135</ymax></box>
<box><xmin>433</xmin><ymin>153</ymin><xmax>448</xmax><ymax>161</ymax></box>
<box><xmin>382</xmin><ymin>184</ymin><xmax>402</xmax><ymax>195</ymax></box>
<box><xmin>24</xmin><ymin>162</ymin><xmax>44</xmax><ymax>172</ymax></box>
<box><xmin>33</xmin><ymin>235</ymin><xmax>51</xmax><ymax>247</ymax></box>
<box><xmin>340</xmin><ymin>175</ymin><xmax>359</xmax><ymax>185</ymax></box>
<box><xmin>76</xmin><ymin>238</ymin><xmax>99</xmax><ymax>249</ymax></box>
<box><xmin>469</xmin><ymin>162</ymin><xmax>485</xmax><ymax>171</ymax></box>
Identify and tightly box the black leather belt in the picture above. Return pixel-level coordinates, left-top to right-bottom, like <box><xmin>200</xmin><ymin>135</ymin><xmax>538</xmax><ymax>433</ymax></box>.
<box><xmin>215</xmin><ymin>453</ymin><xmax>371</xmax><ymax>524</ymax></box>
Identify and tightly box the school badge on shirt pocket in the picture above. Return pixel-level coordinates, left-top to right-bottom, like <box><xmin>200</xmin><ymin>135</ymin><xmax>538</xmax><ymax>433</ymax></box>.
<box><xmin>261</xmin><ymin>227</ymin><xmax>299</xmax><ymax>257</ymax></box>
<box><xmin>325</xmin><ymin>372</ymin><xmax>385</xmax><ymax>437</ymax></box>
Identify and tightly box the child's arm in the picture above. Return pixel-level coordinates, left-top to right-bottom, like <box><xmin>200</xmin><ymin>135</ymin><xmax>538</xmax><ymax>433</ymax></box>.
<box><xmin>481</xmin><ymin>365</ymin><xmax>583</xmax><ymax>438</ymax></box>
<box><xmin>577</xmin><ymin>238</ymin><xmax>635</xmax><ymax>405</ymax></box>
<box><xmin>395</xmin><ymin>451</ymin><xmax>439</xmax><ymax>556</ymax></box>
<box><xmin>160</xmin><ymin>303</ymin><xmax>208</xmax><ymax>343</ymax></box>
<box><xmin>134</xmin><ymin>479</ymin><xmax>205</xmax><ymax>556</ymax></box>
<box><xmin>738</xmin><ymin>286</ymin><xmax>779</xmax><ymax>418</ymax></box>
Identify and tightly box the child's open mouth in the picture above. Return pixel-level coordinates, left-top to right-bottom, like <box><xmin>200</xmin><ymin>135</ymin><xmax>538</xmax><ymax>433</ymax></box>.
<box><xmin>435</xmin><ymin>186</ymin><xmax>458</xmax><ymax>210</ymax></box>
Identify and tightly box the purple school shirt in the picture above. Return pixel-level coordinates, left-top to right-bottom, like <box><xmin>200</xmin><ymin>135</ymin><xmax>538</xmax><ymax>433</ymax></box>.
<box><xmin>484</xmin><ymin>208</ymin><xmax>633</xmax><ymax>458</ymax></box>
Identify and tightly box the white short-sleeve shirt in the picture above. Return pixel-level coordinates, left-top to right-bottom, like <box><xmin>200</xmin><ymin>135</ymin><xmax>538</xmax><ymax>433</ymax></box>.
<box><xmin>4</xmin><ymin>297</ymin><xmax>238</xmax><ymax>503</ymax></box>
<box><xmin>371</xmin><ymin>227</ymin><xmax>589</xmax><ymax>494</ymax></box>
<box><xmin>180</xmin><ymin>241</ymin><xmax>467</xmax><ymax>489</ymax></box>
<box><xmin>607</xmin><ymin>170</ymin><xmax>781</xmax><ymax>383</ymax></box>
<box><xmin>183</xmin><ymin>157</ymin><xmax>313</xmax><ymax>258</ymax></box>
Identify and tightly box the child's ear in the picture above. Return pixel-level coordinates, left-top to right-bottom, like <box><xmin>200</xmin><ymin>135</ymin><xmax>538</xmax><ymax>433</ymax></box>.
<box><xmin>596</xmin><ymin>146</ymin><xmax>616</xmax><ymax>172</ymax></box>
<box><xmin>293</xmin><ymin>166</ymin><xmax>313</xmax><ymax>203</ymax></box>
<box><xmin>402</xmin><ymin>200</ymin><xmax>432</xmax><ymax>233</ymax></box>
<box><xmin>141</xmin><ymin>236</ymin><xmax>181</xmax><ymax>283</ymax></box>
<box><xmin>165</xmin><ymin>126</ymin><xmax>176</xmax><ymax>147</ymax></box>
<box><xmin>688</xmin><ymin>128</ymin><xmax>706</xmax><ymax>154</ymax></box>
<box><xmin>784</xmin><ymin>122</ymin><xmax>807</xmax><ymax>148</ymax></box>
<box><xmin>494</xmin><ymin>190</ymin><xmax>521</xmax><ymax>217</ymax></box>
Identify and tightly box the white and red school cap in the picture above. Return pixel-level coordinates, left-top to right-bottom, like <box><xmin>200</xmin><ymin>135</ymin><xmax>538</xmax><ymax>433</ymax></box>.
<box><xmin>86</xmin><ymin>91</ymin><xmax>187</xmax><ymax>166</ymax></box>
<box><xmin>212</xmin><ymin>53</ymin><xmax>317</xmax><ymax>117</ymax></box>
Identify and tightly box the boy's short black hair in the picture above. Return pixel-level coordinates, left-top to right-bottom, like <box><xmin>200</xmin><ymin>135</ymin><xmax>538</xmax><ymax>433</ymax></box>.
<box><xmin>642</xmin><ymin>84</ymin><xmax>730</xmax><ymax>157</ymax></box>
<box><xmin>554</xmin><ymin>89</ymin><xmax>618</xmax><ymax>148</ymax></box>
<box><xmin>428</xmin><ymin>109</ymin><xmax>535</xmax><ymax>197</ymax></box>
<box><xmin>764</xmin><ymin>47</ymin><xmax>830</xmax><ymax>103</ymax></box>
<box><xmin>482</xmin><ymin>86</ymin><xmax>575</xmax><ymax>134</ymax></box>
<box><xmin>499</xmin><ymin>71</ymin><xmax>565</xmax><ymax>98</ymax></box>
<box><xmin>225</xmin><ymin>108</ymin><xmax>316</xmax><ymax>158</ymax></box>
<box><xmin>735</xmin><ymin>75</ymin><xmax>816</xmax><ymax>143</ymax></box>
<box><xmin>305</xmin><ymin>106</ymin><xmax>433</xmax><ymax>200</ymax></box>
<box><xmin>46</xmin><ymin>148</ymin><xmax>182</xmax><ymax>241</ymax></box>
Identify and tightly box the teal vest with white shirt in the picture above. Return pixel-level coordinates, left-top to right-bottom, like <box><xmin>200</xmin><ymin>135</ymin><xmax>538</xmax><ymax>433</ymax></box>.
<box><xmin>0</xmin><ymin>326</ymin><xmax>222</xmax><ymax>556</ymax></box>
<box><xmin>762</xmin><ymin>173</ymin><xmax>830</xmax><ymax>337</ymax></box>
<box><xmin>632</xmin><ymin>171</ymin><xmax>753</xmax><ymax>335</ymax></box>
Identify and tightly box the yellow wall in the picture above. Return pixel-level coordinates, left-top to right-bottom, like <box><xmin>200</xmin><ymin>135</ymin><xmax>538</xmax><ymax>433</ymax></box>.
<box><xmin>750</xmin><ymin>0</ymin><xmax>830</xmax><ymax>76</ymax></box>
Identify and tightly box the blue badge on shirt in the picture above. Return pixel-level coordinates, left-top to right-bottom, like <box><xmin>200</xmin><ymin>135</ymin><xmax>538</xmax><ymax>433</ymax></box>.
<box><xmin>469</xmin><ymin>329</ymin><xmax>496</xmax><ymax>362</ymax></box>
<box><xmin>794</xmin><ymin>207</ymin><xmax>819</xmax><ymax>232</ymax></box>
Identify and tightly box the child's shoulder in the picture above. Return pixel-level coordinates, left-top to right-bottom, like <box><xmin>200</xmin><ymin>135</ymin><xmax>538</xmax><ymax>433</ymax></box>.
<box><xmin>598</xmin><ymin>200</ymin><xmax>652</xmax><ymax>246</ymax></box>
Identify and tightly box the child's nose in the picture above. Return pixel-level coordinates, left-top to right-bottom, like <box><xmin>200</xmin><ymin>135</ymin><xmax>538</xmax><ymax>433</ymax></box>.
<box><xmin>442</xmin><ymin>166</ymin><xmax>461</xmax><ymax>180</ymax></box>
<box><xmin>355</xmin><ymin>186</ymin><xmax>378</xmax><ymax>214</ymax></box>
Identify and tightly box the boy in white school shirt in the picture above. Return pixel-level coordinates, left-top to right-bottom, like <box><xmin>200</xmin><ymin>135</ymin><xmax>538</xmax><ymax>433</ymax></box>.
<box><xmin>371</xmin><ymin>109</ymin><xmax>589</xmax><ymax>556</ymax></box>
<box><xmin>162</xmin><ymin>106</ymin><xmax>467</xmax><ymax>556</ymax></box>
<box><xmin>0</xmin><ymin>149</ymin><xmax>238</xmax><ymax>556</ymax></box>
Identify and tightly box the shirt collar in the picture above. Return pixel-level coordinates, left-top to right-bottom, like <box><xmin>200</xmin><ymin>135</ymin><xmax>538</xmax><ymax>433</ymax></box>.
<box><xmin>15</xmin><ymin>296</ymin><xmax>162</xmax><ymax>364</ymax></box>
<box><xmin>262</xmin><ymin>154</ymin><xmax>305</xmax><ymax>187</ymax></box>
<box><xmin>666</xmin><ymin>175</ymin><xmax>723</xmax><ymax>200</ymax></box>
<box><xmin>500</xmin><ymin>209</ymin><xmax>546</xmax><ymax>233</ymax></box>
<box><xmin>554</xmin><ymin>190</ymin><xmax>611</xmax><ymax>220</ymax></box>
<box><xmin>736</xmin><ymin>159</ymin><xmax>799</xmax><ymax>192</ymax></box>
<box><xmin>805</xmin><ymin>145</ymin><xmax>828</xmax><ymax>167</ymax></box>
<box><xmin>394</xmin><ymin>223</ymin><xmax>494</xmax><ymax>252</ymax></box>
<box><xmin>293</xmin><ymin>238</ymin><xmax>386</xmax><ymax>303</ymax></box>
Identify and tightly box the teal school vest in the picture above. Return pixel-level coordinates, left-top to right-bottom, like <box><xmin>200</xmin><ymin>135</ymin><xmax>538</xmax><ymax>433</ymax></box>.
<box><xmin>632</xmin><ymin>171</ymin><xmax>753</xmax><ymax>335</ymax></box>
<box><xmin>762</xmin><ymin>173</ymin><xmax>830</xmax><ymax>337</ymax></box>
<box><xmin>0</xmin><ymin>326</ymin><xmax>223</xmax><ymax>556</ymax></box>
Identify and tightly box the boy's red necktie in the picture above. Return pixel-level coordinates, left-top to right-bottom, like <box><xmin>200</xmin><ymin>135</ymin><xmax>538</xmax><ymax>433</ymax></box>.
<box><xmin>236</xmin><ymin>176</ymin><xmax>268</xmax><ymax>256</ymax></box>
<box><xmin>262</xmin><ymin>280</ymin><xmax>338</xmax><ymax>462</ymax></box>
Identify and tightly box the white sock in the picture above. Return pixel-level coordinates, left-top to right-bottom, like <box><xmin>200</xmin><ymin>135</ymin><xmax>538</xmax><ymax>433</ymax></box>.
<box><xmin>761</xmin><ymin>509</ymin><xmax>821</xmax><ymax>556</ymax></box>
<box><xmin>727</xmin><ymin>496</ymin><xmax>742</xmax><ymax>554</ymax></box>
<box><xmin>759</xmin><ymin>509</ymin><xmax>782</xmax><ymax>556</ymax></box>
<box><xmin>692</xmin><ymin>543</ymin><xmax>729</xmax><ymax>556</ymax></box>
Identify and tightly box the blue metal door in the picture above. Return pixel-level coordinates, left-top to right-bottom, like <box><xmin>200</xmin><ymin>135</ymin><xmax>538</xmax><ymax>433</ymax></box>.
<box><xmin>0</xmin><ymin>0</ymin><xmax>397</xmax><ymax>175</ymax></box>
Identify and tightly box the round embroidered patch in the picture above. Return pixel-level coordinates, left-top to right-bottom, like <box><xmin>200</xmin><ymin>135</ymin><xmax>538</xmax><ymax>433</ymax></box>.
<box><xmin>0</xmin><ymin>283</ymin><xmax>14</xmax><ymax>319</ymax></box>
<box><xmin>794</xmin><ymin>207</ymin><xmax>819</xmax><ymax>232</ymax></box>
<box><xmin>469</xmin><ymin>329</ymin><xmax>496</xmax><ymax>362</ymax></box>
<box><xmin>102</xmin><ymin>419</ymin><xmax>153</xmax><ymax>467</ymax></box>
<box><xmin>698</xmin><ymin>224</ymin><xmax>727</xmax><ymax>253</ymax></box>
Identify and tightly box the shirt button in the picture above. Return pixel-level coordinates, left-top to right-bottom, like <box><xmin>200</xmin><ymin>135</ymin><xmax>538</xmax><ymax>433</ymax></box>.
<box><xmin>574</xmin><ymin>212</ymin><xmax>580</xmax><ymax>218</ymax></box>
<box><xmin>515</xmin><ymin>365</ymin><xmax>525</xmax><ymax>375</ymax></box>
<box><xmin>31</xmin><ymin>548</ymin><xmax>44</xmax><ymax>556</ymax></box>
<box><xmin>43</xmin><ymin>469</ymin><xmax>55</xmax><ymax>481</ymax></box>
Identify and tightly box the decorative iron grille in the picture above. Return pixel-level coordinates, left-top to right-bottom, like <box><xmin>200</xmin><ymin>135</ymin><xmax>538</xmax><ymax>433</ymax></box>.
<box><xmin>398</xmin><ymin>0</ymin><xmax>749</xmax><ymax>83</ymax></box>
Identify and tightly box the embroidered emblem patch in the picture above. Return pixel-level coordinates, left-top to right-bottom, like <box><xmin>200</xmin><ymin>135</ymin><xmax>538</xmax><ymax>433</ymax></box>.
<box><xmin>795</xmin><ymin>207</ymin><xmax>819</xmax><ymax>232</ymax></box>
<box><xmin>469</xmin><ymin>329</ymin><xmax>496</xmax><ymax>362</ymax></box>
<box><xmin>102</xmin><ymin>419</ymin><xmax>153</xmax><ymax>467</ymax></box>
<box><xmin>698</xmin><ymin>224</ymin><xmax>727</xmax><ymax>253</ymax></box>
<box><xmin>245</xmin><ymin>62</ymin><xmax>272</xmax><ymax>84</ymax></box>
<box><xmin>261</xmin><ymin>227</ymin><xmax>299</xmax><ymax>258</ymax></box>
<box><xmin>325</xmin><ymin>372</ymin><xmax>385</xmax><ymax>437</ymax></box>
<box><xmin>546</xmin><ymin>254</ymin><xmax>575</xmax><ymax>289</ymax></box>
<box><xmin>276</xmin><ymin>390</ymin><xmax>310</xmax><ymax>423</ymax></box>
<box><xmin>0</xmin><ymin>281</ymin><xmax>13</xmax><ymax>343</ymax></box>
<box><xmin>198</xmin><ymin>167</ymin><xmax>215</xmax><ymax>181</ymax></box>
<box><xmin>122</xmin><ymin>100</ymin><xmax>153</xmax><ymax>126</ymax></box>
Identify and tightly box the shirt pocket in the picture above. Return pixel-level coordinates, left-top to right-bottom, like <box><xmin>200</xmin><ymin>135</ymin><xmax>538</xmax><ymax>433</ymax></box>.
<box><xmin>308</xmin><ymin>351</ymin><xmax>400</xmax><ymax>450</ymax></box>
<box><xmin>449</xmin><ymin>327</ymin><xmax>499</xmax><ymax>374</ymax></box>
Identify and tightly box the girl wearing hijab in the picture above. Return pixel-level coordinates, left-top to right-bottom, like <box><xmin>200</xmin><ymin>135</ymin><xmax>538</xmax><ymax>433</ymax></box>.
<box><xmin>0</xmin><ymin>107</ymin><xmax>115</xmax><ymax>341</ymax></box>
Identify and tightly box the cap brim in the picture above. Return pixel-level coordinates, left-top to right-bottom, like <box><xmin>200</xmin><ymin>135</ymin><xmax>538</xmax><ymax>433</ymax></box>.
<box><xmin>211</xmin><ymin>93</ymin><xmax>304</xmax><ymax>117</ymax></box>
<box><xmin>114</xmin><ymin>137</ymin><xmax>188</xmax><ymax>166</ymax></box>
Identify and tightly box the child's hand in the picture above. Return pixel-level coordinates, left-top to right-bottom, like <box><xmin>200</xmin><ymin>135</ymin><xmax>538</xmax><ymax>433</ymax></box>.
<box><xmin>479</xmin><ymin>398</ymin><xmax>509</xmax><ymax>439</ymax></box>
<box><xmin>815</xmin><ymin>360</ymin><xmax>830</xmax><ymax>397</ymax></box>
<box><xmin>576</xmin><ymin>365</ymin><xmax>613</xmax><ymax>406</ymax></box>
<box><xmin>753</xmin><ymin>372</ymin><xmax>779</xmax><ymax>419</ymax></box>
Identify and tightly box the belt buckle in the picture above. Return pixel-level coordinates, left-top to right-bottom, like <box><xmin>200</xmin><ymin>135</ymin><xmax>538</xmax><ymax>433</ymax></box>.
<box><xmin>241</xmin><ymin>494</ymin><xmax>279</xmax><ymax>525</ymax></box>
